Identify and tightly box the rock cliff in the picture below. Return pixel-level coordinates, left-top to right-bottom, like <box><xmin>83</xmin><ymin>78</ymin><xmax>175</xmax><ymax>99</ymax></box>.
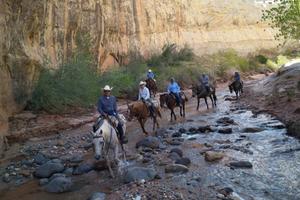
<box><xmin>0</xmin><ymin>0</ymin><xmax>278</xmax><ymax>144</ymax></box>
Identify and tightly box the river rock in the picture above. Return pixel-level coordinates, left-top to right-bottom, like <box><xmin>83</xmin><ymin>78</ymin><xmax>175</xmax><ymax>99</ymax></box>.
<box><xmin>44</xmin><ymin>177</ymin><xmax>73</xmax><ymax>193</ymax></box>
<box><xmin>73</xmin><ymin>163</ymin><xmax>94</xmax><ymax>175</ymax></box>
<box><xmin>198</xmin><ymin>125</ymin><xmax>213</xmax><ymax>133</ymax></box>
<box><xmin>68</xmin><ymin>155</ymin><xmax>84</xmax><ymax>163</ymax></box>
<box><xmin>136</xmin><ymin>136</ymin><xmax>161</xmax><ymax>149</ymax></box>
<box><xmin>175</xmin><ymin>157</ymin><xmax>191</xmax><ymax>166</ymax></box>
<box><xmin>165</xmin><ymin>164</ymin><xmax>188</xmax><ymax>173</ymax></box>
<box><xmin>204</xmin><ymin>151</ymin><xmax>225</xmax><ymax>162</ymax></box>
<box><xmin>87</xmin><ymin>192</ymin><xmax>106</xmax><ymax>200</ymax></box>
<box><xmin>170</xmin><ymin>148</ymin><xmax>183</xmax><ymax>157</ymax></box>
<box><xmin>179</xmin><ymin>128</ymin><xmax>187</xmax><ymax>133</ymax></box>
<box><xmin>35</xmin><ymin>162</ymin><xmax>65</xmax><ymax>178</ymax></box>
<box><xmin>63</xmin><ymin>168</ymin><xmax>74</xmax><ymax>176</ymax></box>
<box><xmin>218</xmin><ymin>128</ymin><xmax>233</xmax><ymax>134</ymax></box>
<box><xmin>242</xmin><ymin>127</ymin><xmax>264</xmax><ymax>133</ymax></box>
<box><xmin>217</xmin><ymin>117</ymin><xmax>235</xmax><ymax>125</ymax></box>
<box><xmin>169</xmin><ymin>152</ymin><xmax>181</xmax><ymax>161</ymax></box>
<box><xmin>39</xmin><ymin>178</ymin><xmax>49</xmax><ymax>186</ymax></box>
<box><xmin>172</xmin><ymin>132</ymin><xmax>182</xmax><ymax>138</ymax></box>
<box><xmin>123</xmin><ymin>167</ymin><xmax>157</xmax><ymax>183</ymax></box>
<box><xmin>33</xmin><ymin>153</ymin><xmax>49</xmax><ymax>165</ymax></box>
<box><xmin>229</xmin><ymin>161</ymin><xmax>253</xmax><ymax>168</ymax></box>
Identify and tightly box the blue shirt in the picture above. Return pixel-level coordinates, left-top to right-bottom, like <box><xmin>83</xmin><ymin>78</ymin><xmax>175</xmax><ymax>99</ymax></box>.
<box><xmin>138</xmin><ymin>87</ymin><xmax>150</xmax><ymax>100</ymax></box>
<box><xmin>147</xmin><ymin>72</ymin><xmax>155</xmax><ymax>79</ymax></box>
<box><xmin>234</xmin><ymin>73</ymin><xmax>240</xmax><ymax>81</ymax></box>
<box><xmin>201</xmin><ymin>75</ymin><xmax>209</xmax><ymax>86</ymax></box>
<box><xmin>167</xmin><ymin>82</ymin><xmax>180</xmax><ymax>94</ymax></box>
<box><xmin>97</xmin><ymin>96</ymin><xmax>118</xmax><ymax>116</ymax></box>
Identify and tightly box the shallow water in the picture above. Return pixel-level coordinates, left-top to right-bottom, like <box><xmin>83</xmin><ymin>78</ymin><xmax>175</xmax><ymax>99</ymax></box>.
<box><xmin>178</xmin><ymin>92</ymin><xmax>300</xmax><ymax>200</ymax></box>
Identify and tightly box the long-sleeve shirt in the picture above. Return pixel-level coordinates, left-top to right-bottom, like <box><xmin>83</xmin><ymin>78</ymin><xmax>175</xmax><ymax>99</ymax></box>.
<box><xmin>138</xmin><ymin>87</ymin><xmax>150</xmax><ymax>100</ymax></box>
<box><xmin>97</xmin><ymin>96</ymin><xmax>118</xmax><ymax>116</ymax></box>
<box><xmin>167</xmin><ymin>82</ymin><xmax>180</xmax><ymax>94</ymax></box>
<box><xmin>147</xmin><ymin>72</ymin><xmax>155</xmax><ymax>79</ymax></box>
<box><xmin>201</xmin><ymin>75</ymin><xmax>209</xmax><ymax>86</ymax></box>
<box><xmin>234</xmin><ymin>73</ymin><xmax>241</xmax><ymax>81</ymax></box>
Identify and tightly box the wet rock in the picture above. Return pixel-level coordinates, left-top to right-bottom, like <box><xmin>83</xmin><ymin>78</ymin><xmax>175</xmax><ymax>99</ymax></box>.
<box><xmin>123</xmin><ymin>167</ymin><xmax>157</xmax><ymax>183</ymax></box>
<box><xmin>39</xmin><ymin>178</ymin><xmax>49</xmax><ymax>186</ymax></box>
<box><xmin>49</xmin><ymin>173</ymin><xmax>66</xmax><ymax>181</ymax></box>
<box><xmin>35</xmin><ymin>162</ymin><xmax>65</xmax><ymax>178</ymax></box>
<box><xmin>175</xmin><ymin>157</ymin><xmax>191</xmax><ymax>166</ymax></box>
<box><xmin>15</xmin><ymin>178</ymin><xmax>26</xmax><ymax>186</ymax></box>
<box><xmin>287</xmin><ymin>121</ymin><xmax>300</xmax><ymax>138</ymax></box>
<box><xmin>165</xmin><ymin>164</ymin><xmax>189</xmax><ymax>173</ymax></box>
<box><xmin>63</xmin><ymin>168</ymin><xmax>74</xmax><ymax>176</ymax></box>
<box><xmin>19</xmin><ymin>169</ymin><xmax>31</xmax><ymax>177</ymax></box>
<box><xmin>179</xmin><ymin>128</ymin><xmax>187</xmax><ymax>133</ymax></box>
<box><xmin>166</xmin><ymin>138</ymin><xmax>183</xmax><ymax>146</ymax></box>
<box><xmin>169</xmin><ymin>152</ymin><xmax>181</xmax><ymax>161</ymax></box>
<box><xmin>229</xmin><ymin>161</ymin><xmax>253</xmax><ymax>169</ymax></box>
<box><xmin>87</xmin><ymin>192</ymin><xmax>106</xmax><ymax>200</ymax></box>
<box><xmin>218</xmin><ymin>187</ymin><xmax>233</xmax><ymax>196</ymax></box>
<box><xmin>21</xmin><ymin>159</ymin><xmax>33</xmax><ymax>167</ymax></box>
<box><xmin>204</xmin><ymin>151</ymin><xmax>224</xmax><ymax>162</ymax></box>
<box><xmin>172</xmin><ymin>132</ymin><xmax>182</xmax><ymax>138</ymax></box>
<box><xmin>217</xmin><ymin>117</ymin><xmax>236</xmax><ymax>125</ymax></box>
<box><xmin>68</xmin><ymin>155</ymin><xmax>84</xmax><ymax>163</ymax></box>
<box><xmin>44</xmin><ymin>177</ymin><xmax>73</xmax><ymax>193</ymax></box>
<box><xmin>188</xmin><ymin>127</ymin><xmax>197</xmax><ymax>133</ymax></box>
<box><xmin>242</xmin><ymin>127</ymin><xmax>264</xmax><ymax>133</ymax></box>
<box><xmin>33</xmin><ymin>153</ymin><xmax>49</xmax><ymax>165</ymax></box>
<box><xmin>170</xmin><ymin>148</ymin><xmax>183</xmax><ymax>157</ymax></box>
<box><xmin>50</xmin><ymin>159</ymin><xmax>63</xmax><ymax>163</ymax></box>
<box><xmin>197</xmin><ymin>125</ymin><xmax>213</xmax><ymax>133</ymax></box>
<box><xmin>136</xmin><ymin>136</ymin><xmax>161</xmax><ymax>149</ymax></box>
<box><xmin>2</xmin><ymin>173</ymin><xmax>11</xmax><ymax>183</ymax></box>
<box><xmin>268</xmin><ymin>123</ymin><xmax>285</xmax><ymax>129</ymax></box>
<box><xmin>73</xmin><ymin>163</ymin><xmax>94</xmax><ymax>175</ymax></box>
<box><xmin>218</xmin><ymin>128</ymin><xmax>233</xmax><ymax>134</ymax></box>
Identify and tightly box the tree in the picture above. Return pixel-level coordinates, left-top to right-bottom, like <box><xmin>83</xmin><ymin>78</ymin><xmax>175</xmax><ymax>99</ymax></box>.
<box><xmin>262</xmin><ymin>0</ymin><xmax>300</xmax><ymax>41</ymax></box>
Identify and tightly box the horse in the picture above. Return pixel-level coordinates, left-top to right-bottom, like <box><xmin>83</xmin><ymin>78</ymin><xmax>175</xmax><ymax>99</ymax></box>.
<box><xmin>127</xmin><ymin>100</ymin><xmax>161</xmax><ymax>135</ymax></box>
<box><xmin>229</xmin><ymin>80</ymin><xmax>243</xmax><ymax>99</ymax></box>
<box><xmin>159</xmin><ymin>92</ymin><xmax>188</xmax><ymax>122</ymax></box>
<box><xmin>145</xmin><ymin>78</ymin><xmax>157</xmax><ymax>97</ymax></box>
<box><xmin>91</xmin><ymin>115</ymin><xmax>127</xmax><ymax>178</ymax></box>
<box><xmin>191</xmin><ymin>83</ymin><xmax>217</xmax><ymax>110</ymax></box>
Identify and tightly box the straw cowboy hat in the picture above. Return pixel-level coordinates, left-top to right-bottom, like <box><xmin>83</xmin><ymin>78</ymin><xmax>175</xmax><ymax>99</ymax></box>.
<box><xmin>103</xmin><ymin>85</ymin><xmax>113</xmax><ymax>91</ymax></box>
<box><xmin>139</xmin><ymin>81</ymin><xmax>146</xmax><ymax>86</ymax></box>
<box><xmin>148</xmin><ymin>69</ymin><xmax>152</xmax><ymax>72</ymax></box>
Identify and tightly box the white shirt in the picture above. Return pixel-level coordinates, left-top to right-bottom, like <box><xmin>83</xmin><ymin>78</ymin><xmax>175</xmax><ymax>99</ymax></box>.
<box><xmin>138</xmin><ymin>86</ymin><xmax>150</xmax><ymax>100</ymax></box>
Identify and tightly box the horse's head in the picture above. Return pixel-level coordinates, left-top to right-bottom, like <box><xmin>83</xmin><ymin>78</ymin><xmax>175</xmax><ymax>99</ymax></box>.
<box><xmin>229</xmin><ymin>85</ymin><xmax>233</xmax><ymax>93</ymax></box>
<box><xmin>159</xmin><ymin>94</ymin><xmax>167</xmax><ymax>108</ymax></box>
<box><xmin>127</xmin><ymin>104</ymin><xmax>134</xmax><ymax>121</ymax></box>
<box><xmin>91</xmin><ymin>123</ymin><xmax>104</xmax><ymax>160</ymax></box>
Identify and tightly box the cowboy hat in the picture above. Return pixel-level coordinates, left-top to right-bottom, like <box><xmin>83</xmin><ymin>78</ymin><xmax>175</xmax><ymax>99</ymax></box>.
<box><xmin>139</xmin><ymin>81</ymin><xmax>146</xmax><ymax>86</ymax></box>
<box><xmin>148</xmin><ymin>69</ymin><xmax>152</xmax><ymax>72</ymax></box>
<box><xmin>103</xmin><ymin>85</ymin><xmax>113</xmax><ymax>91</ymax></box>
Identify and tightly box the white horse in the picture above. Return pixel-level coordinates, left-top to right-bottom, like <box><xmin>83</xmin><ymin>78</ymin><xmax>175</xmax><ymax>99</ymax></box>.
<box><xmin>91</xmin><ymin>114</ymin><xmax>127</xmax><ymax>178</ymax></box>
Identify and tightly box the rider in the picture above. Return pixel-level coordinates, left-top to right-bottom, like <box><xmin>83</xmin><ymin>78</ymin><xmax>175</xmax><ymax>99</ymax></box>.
<box><xmin>234</xmin><ymin>71</ymin><xmax>241</xmax><ymax>83</ymax></box>
<box><xmin>97</xmin><ymin>85</ymin><xmax>125</xmax><ymax>144</ymax></box>
<box><xmin>167</xmin><ymin>77</ymin><xmax>181</xmax><ymax>106</ymax></box>
<box><xmin>200</xmin><ymin>74</ymin><xmax>210</xmax><ymax>93</ymax></box>
<box><xmin>147</xmin><ymin>69</ymin><xmax>155</xmax><ymax>80</ymax></box>
<box><xmin>138</xmin><ymin>81</ymin><xmax>156</xmax><ymax>117</ymax></box>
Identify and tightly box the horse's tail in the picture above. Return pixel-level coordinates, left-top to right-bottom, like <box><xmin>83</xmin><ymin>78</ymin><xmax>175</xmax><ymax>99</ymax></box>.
<box><xmin>182</xmin><ymin>92</ymin><xmax>188</xmax><ymax>102</ymax></box>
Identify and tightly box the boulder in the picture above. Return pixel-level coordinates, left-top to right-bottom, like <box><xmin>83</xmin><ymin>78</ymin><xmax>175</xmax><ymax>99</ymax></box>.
<box><xmin>218</xmin><ymin>128</ymin><xmax>233</xmax><ymax>134</ymax></box>
<box><xmin>242</xmin><ymin>127</ymin><xmax>264</xmax><ymax>133</ymax></box>
<box><xmin>35</xmin><ymin>162</ymin><xmax>65</xmax><ymax>178</ymax></box>
<box><xmin>39</xmin><ymin>178</ymin><xmax>49</xmax><ymax>186</ymax></box>
<box><xmin>217</xmin><ymin>117</ymin><xmax>235</xmax><ymax>125</ymax></box>
<box><xmin>172</xmin><ymin>132</ymin><xmax>182</xmax><ymax>138</ymax></box>
<box><xmin>73</xmin><ymin>163</ymin><xmax>94</xmax><ymax>175</ymax></box>
<box><xmin>197</xmin><ymin>125</ymin><xmax>213</xmax><ymax>133</ymax></box>
<box><xmin>168</xmin><ymin>152</ymin><xmax>181</xmax><ymax>161</ymax></box>
<box><xmin>165</xmin><ymin>164</ymin><xmax>189</xmax><ymax>173</ymax></box>
<box><xmin>136</xmin><ymin>136</ymin><xmax>161</xmax><ymax>149</ymax></box>
<box><xmin>170</xmin><ymin>148</ymin><xmax>183</xmax><ymax>157</ymax></box>
<box><xmin>229</xmin><ymin>161</ymin><xmax>253</xmax><ymax>168</ymax></box>
<box><xmin>87</xmin><ymin>192</ymin><xmax>106</xmax><ymax>200</ymax></box>
<box><xmin>33</xmin><ymin>153</ymin><xmax>49</xmax><ymax>165</ymax></box>
<box><xmin>123</xmin><ymin>167</ymin><xmax>157</xmax><ymax>183</ymax></box>
<box><xmin>204</xmin><ymin>151</ymin><xmax>225</xmax><ymax>162</ymax></box>
<box><xmin>44</xmin><ymin>177</ymin><xmax>73</xmax><ymax>193</ymax></box>
<box><xmin>175</xmin><ymin>157</ymin><xmax>191</xmax><ymax>166</ymax></box>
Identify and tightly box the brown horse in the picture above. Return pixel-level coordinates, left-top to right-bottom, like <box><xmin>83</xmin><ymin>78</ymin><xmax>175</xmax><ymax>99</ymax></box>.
<box><xmin>127</xmin><ymin>101</ymin><xmax>161</xmax><ymax>135</ymax></box>
<box><xmin>159</xmin><ymin>92</ymin><xmax>188</xmax><ymax>122</ymax></box>
<box><xmin>229</xmin><ymin>80</ymin><xmax>243</xmax><ymax>99</ymax></box>
<box><xmin>145</xmin><ymin>78</ymin><xmax>157</xmax><ymax>97</ymax></box>
<box><xmin>191</xmin><ymin>83</ymin><xmax>217</xmax><ymax>110</ymax></box>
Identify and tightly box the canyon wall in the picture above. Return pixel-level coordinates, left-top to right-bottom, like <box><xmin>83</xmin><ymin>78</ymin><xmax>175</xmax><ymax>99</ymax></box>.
<box><xmin>0</xmin><ymin>0</ymin><xmax>278</xmax><ymax>146</ymax></box>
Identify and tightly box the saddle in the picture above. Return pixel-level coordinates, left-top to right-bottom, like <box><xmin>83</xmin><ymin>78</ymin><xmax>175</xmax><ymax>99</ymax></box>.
<box><xmin>92</xmin><ymin>116</ymin><xmax>118</xmax><ymax>133</ymax></box>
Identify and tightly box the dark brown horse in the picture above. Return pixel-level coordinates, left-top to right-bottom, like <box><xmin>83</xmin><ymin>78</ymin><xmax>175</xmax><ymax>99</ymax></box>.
<box><xmin>229</xmin><ymin>80</ymin><xmax>243</xmax><ymax>99</ymax></box>
<box><xmin>159</xmin><ymin>92</ymin><xmax>188</xmax><ymax>122</ymax></box>
<box><xmin>127</xmin><ymin>101</ymin><xmax>161</xmax><ymax>135</ymax></box>
<box><xmin>145</xmin><ymin>78</ymin><xmax>157</xmax><ymax>97</ymax></box>
<box><xmin>191</xmin><ymin>83</ymin><xmax>217</xmax><ymax>110</ymax></box>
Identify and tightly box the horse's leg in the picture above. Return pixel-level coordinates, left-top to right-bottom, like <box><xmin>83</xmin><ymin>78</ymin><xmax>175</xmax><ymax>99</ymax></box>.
<box><xmin>107</xmin><ymin>159</ymin><xmax>115</xmax><ymax>178</ymax></box>
<box><xmin>204</xmin><ymin>97</ymin><xmax>209</xmax><ymax>109</ymax></box>
<box><xmin>209</xmin><ymin>95</ymin><xmax>214</xmax><ymax>107</ymax></box>
<box><xmin>197</xmin><ymin>97</ymin><xmax>200</xmax><ymax>110</ymax></box>
<box><xmin>180</xmin><ymin>105</ymin><xmax>183</xmax><ymax>117</ymax></box>
<box><xmin>139</xmin><ymin>118</ymin><xmax>148</xmax><ymax>135</ymax></box>
<box><xmin>183</xmin><ymin>102</ymin><xmax>185</xmax><ymax>118</ymax></box>
<box><xmin>173</xmin><ymin>109</ymin><xmax>177</xmax><ymax>121</ymax></box>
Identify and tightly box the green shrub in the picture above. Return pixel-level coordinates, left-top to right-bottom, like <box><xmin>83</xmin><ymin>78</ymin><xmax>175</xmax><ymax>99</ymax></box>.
<box><xmin>255</xmin><ymin>55</ymin><xmax>268</xmax><ymax>64</ymax></box>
